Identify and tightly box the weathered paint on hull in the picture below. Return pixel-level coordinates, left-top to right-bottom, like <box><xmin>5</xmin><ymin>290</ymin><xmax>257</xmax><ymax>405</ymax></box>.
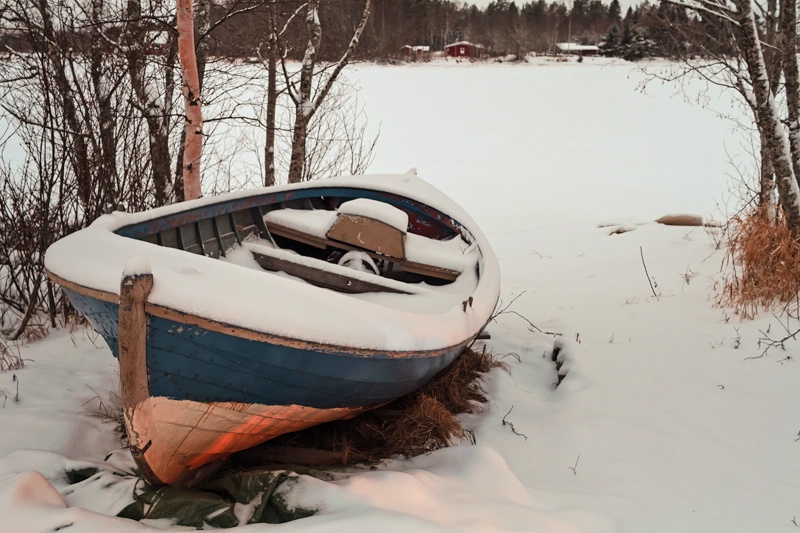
<box><xmin>59</xmin><ymin>282</ymin><xmax>471</xmax><ymax>485</ymax></box>
<box><xmin>127</xmin><ymin>396</ymin><xmax>368</xmax><ymax>486</ymax></box>
<box><xmin>62</xmin><ymin>287</ymin><xmax>467</xmax><ymax>409</ymax></box>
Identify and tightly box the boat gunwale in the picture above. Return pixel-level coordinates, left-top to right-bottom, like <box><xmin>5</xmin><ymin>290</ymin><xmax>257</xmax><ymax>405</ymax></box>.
<box><xmin>47</xmin><ymin>269</ymin><xmax>485</xmax><ymax>359</ymax></box>
<box><xmin>114</xmin><ymin>185</ymin><xmax>467</xmax><ymax>243</ymax></box>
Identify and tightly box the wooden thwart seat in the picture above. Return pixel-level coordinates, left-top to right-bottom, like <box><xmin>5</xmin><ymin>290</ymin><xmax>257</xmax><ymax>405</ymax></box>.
<box><xmin>265</xmin><ymin>220</ymin><xmax>460</xmax><ymax>282</ymax></box>
<box><xmin>246</xmin><ymin>243</ymin><xmax>420</xmax><ymax>295</ymax></box>
<box><xmin>326</xmin><ymin>212</ymin><xmax>406</xmax><ymax>260</ymax></box>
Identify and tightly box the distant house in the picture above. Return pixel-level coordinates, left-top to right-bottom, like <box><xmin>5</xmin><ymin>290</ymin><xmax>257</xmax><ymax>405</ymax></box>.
<box><xmin>399</xmin><ymin>45</ymin><xmax>431</xmax><ymax>60</ymax></box>
<box><xmin>556</xmin><ymin>43</ymin><xmax>599</xmax><ymax>57</ymax></box>
<box><xmin>444</xmin><ymin>41</ymin><xmax>486</xmax><ymax>59</ymax></box>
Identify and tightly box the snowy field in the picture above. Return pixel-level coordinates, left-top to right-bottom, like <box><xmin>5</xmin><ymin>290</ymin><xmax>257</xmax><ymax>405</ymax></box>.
<box><xmin>3</xmin><ymin>57</ymin><xmax>800</xmax><ymax>532</ymax></box>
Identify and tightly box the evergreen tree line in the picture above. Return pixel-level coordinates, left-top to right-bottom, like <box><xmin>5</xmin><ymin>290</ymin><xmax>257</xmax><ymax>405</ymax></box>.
<box><xmin>205</xmin><ymin>0</ymin><xmax>736</xmax><ymax>61</ymax></box>
<box><xmin>0</xmin><ymin>1</ymin><xmax>736</xmax><ymax>61</ymax></box>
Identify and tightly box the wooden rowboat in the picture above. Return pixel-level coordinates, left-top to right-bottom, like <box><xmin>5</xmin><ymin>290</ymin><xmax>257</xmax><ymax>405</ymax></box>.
<box><xmin>44</xmin><ymin>171</ymin><xmax>500</xmax><ymax>486</ymax></box>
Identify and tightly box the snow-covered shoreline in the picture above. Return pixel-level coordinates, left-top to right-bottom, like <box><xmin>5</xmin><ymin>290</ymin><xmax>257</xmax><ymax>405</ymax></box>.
<box><xmin>4</xmin><ymin>60</ymin><xmax>798</xmax><ymax>532</ymax></box>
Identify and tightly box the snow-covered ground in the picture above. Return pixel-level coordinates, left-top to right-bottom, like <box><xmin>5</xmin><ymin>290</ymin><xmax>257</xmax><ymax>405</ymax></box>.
<box><xmin>3</xmin><ymin>57</ymin><xmax>799</xmax><ymax>532</ymax></box>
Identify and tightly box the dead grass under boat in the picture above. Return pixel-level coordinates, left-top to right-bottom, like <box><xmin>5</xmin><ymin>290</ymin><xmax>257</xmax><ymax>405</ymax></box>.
<box><xmin>226</xmin><ymin>345</ymin><xmax>504</xmax><ymax>469</ymax></box>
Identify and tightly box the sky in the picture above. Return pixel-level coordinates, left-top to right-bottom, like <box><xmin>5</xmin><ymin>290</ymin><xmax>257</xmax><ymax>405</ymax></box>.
<box><xmin>3</xmin><ymin>56</ymin><xmax>800</xmax><ymax>532</ymax></box>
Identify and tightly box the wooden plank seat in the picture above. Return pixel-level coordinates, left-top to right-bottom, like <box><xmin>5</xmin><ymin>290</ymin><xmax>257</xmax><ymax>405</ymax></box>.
<box><xmin>265</xmin><ymin>219</ymin><xmax>461</xmax><ymax>282</ymax></box>
<box><xmin>327</xmin><ymin>199</ymin><xmax>408</xmax><ymax>260</ymax></box>
<box><xmin>244</xmin><ymin>241</ymin><xmax>428</xmax><ymax>295</ymax></box>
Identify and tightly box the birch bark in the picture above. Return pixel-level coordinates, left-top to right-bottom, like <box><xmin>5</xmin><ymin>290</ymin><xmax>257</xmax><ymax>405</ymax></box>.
<box><xmin>177</xmin><ymin>0</ymin><xmax>203</xmax><ymax>200</ymax></box>
<box><xmin>779</xmin><ymin>0</ymin><xmax>800</xmax><ymax>207</ymax></box>
<box><xmin>732</xmin><ymin>0</ymin><xmax>800</xmax><ymax>234</ymax></box>
<box><xmin>286</xmin><ymin>0</ymin><xmax>371</xmax><ymax>183</ymax></box>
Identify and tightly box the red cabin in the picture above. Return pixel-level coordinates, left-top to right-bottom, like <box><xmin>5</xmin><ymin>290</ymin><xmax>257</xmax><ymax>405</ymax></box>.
<box><xmin>444</xmin><ymin>41</ymin><xmax>486</xmax><ymax>59</ymax></box>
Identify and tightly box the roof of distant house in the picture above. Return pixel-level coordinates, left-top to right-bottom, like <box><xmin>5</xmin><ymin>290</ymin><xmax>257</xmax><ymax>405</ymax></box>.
<box><xmin>444</xmin><ymin>41</ymin><xmax>485</xmax><ymax>49</ymax></box>
<box><xmin>556</xmin><ymin>43</ymin><xmax>600</xmax><ymax>51</ymax></box>
<box><xmin>401</xmin><ymin>45</ymin><xmax>431</xmax><ymax>52</ymax></box>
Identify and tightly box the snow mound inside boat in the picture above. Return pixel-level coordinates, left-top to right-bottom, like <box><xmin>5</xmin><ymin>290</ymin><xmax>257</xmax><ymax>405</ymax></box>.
<box><xmin>337</xmin><ymin>198</ymin><xmax>409</xmax><ymax>232</ymax></box>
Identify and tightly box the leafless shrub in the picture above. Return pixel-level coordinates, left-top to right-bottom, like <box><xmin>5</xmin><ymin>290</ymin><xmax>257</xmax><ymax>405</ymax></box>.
<box><xmin>0</xmin><ymin>2</ymin><xmax>379</xmax><ymax>340</ymax></box>
<box><xmin>0</xmin><ymin>340</ymin><xmax>23</xmax><ymax>372</ymax></box>
<box><xmin>301</xmin><ymin>81</ymin><xmax>378</xmax><ymax>181</ymax></box>
<box><xmin>0</xmin><ymin>0</ymin><xmax>180</xmax><ymax>335</ymax></box>
<box><xmin>748</xmin><ymin>315</ymin><xmax>800</xmax><ymax>360</ymax></box>
<box><xmin>490</xmin><ymin>291</ymin><xmax>562</xmax><ymax>337</ymax></box>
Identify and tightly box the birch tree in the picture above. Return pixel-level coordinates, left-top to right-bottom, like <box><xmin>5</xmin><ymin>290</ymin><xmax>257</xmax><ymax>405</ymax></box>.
<box><xmin>660</xmin><ymin>0</ymin><xmax>800</xmax><ymax>236</ymax></box>
<box><xmin>734</xmin><ymin>0</ymin><xmax>800</xmax><ymax>232</ymax></box>
<box><xmin>263</xmin><ymin>1</ymin><xmax>292</xmax><ymax>187</ymax></box>
<box><xmin>259</xmin><ymin>1</ymin><xmax>378</xmax><ymax>186</ymax></box>
<box><xmin>177</xmin><ymin>0</ymin><xmax>203</xmax><ymax>200</ymax></box>
<box><xmin>283</xmin><ymin>0</ymin><xmax>371</xmax><ymax>183</ymax></box>
<box><xmin>779</xmin><ymin>0</ymin><xmax>800</xmax><ymax>198</ymax></box>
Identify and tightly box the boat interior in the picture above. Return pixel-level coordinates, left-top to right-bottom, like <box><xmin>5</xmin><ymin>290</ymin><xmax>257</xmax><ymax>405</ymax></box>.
<box><xmin>136</xmin><ymin>195</ymin><xmax>477</xmax><ymax>295</ymax></box>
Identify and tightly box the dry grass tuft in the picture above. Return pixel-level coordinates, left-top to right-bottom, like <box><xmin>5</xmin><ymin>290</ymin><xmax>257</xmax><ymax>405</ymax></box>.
<box><xmin>83</xmin><ymin>385</ymin><xmax>127</xmax><ymax>443</ymax></box>
<box><xmin>237</xmin><ymin>346</ymin><xmax>504</xmax><ymax>467</ymax></box>
<box><xmin>419</xmin><ymin>344</ymin><xmax>503</xmax><ymax>413</ymax></box>
<box><xmin>16</xmin><ymin>322</ymin><xmax>48</xmax><ymax>343</ymax></box>
<box><xmin>375</xmin><ymin>394</ymin><xmax>464</xmax><ymax>454</ymax></box>
<box><xmin>0</xmin><ymin>340</ymin><xmax>24</xmax><ymax>372</ymax></box>
<box><xmin>719</xmin><ymin>205</ymin><xmax>800</xmax><ymax>318</ymax></box>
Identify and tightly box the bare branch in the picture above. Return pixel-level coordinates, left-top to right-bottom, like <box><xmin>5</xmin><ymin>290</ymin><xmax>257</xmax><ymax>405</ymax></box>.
<box><xmin>662</xmin><ymin>0</ymin><xmax>740</xmax><ymax>26</ymax></box>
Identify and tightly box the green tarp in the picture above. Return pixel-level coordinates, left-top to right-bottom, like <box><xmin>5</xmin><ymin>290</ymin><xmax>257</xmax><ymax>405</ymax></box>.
<box><xmin>67</xmin><ymin>466</ymin><xmax>316</xmax><ymax>529</ymax></box>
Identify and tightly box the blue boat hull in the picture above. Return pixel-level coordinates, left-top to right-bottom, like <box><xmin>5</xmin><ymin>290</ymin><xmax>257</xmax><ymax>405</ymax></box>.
<box><xmin>64</xmin><ymin>287</ymin><xmax>466</xmax><ymax>410</ymax></box>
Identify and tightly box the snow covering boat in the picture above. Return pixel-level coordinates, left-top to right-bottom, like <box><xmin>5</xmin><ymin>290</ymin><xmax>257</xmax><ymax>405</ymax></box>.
<box><xmin>44</xmin><ymin>171</ymin><xmax>500</xmax><ymax>486</ymax></box>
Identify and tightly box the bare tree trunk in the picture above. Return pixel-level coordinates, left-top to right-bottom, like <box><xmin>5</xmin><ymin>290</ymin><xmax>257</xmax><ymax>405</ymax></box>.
<box><xmin>286</xmin><ymin>0</ymin><xmax>371</xmax><ymax>183</ymax></box>
<box><xmin>167</xmin><ymin>18</ymin><xmax>186</xmax><ymax>203</ymax></box>
<box><xmin>287</xmin><ymin>1</ymin><xmax>322</xmax><ymax>184</ymax></box>
<box><xmin>759</xmin><ymin>130</ymin><xmax>776</xmax><ymax>210</ymax></box>
<box><xmin>38</xmin><ymin>0</ymin><xmax>92</xmax><ymax>213</ymax></box>
<box><xmin>90</xmin><ymin>0</ymin><xmax>118</xmax><ymax>211</ymax></box>
<box><xmin>758</xmin><ymin>0</ymin><xmax>779</xmax><ymax>213</ymax></box>
<box><xmin>177</xmin><ymin>0</ymin><xmax>203</xmax><ymax>200</ymax></box>
<box><xmin>764</xmin><ymin>0</ymin><xmax>781</xmax><ymax>93</ymax></box>
<box><xmin>265</xmin><ymin>2</ymin><xmax>278</xmax><ymax>187</ymax></box>
<box><xmin>125</xmin><ymin>0</ymin><xmax>171</xmax><ymax>206</ymax></box>
<box><xmin>265</xmin><ymin>48</ymin><xmax>278</xmax><ymax>187</ymax></box>
<box><xmin>734</xmin><ymin>0</ymin><xmax>800</xmax><ymax>236</ymax></box>
<box><xmin>780</xmin><ymin>0</ymin><xmax>800</xmax><ymax>197</ymax></box>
